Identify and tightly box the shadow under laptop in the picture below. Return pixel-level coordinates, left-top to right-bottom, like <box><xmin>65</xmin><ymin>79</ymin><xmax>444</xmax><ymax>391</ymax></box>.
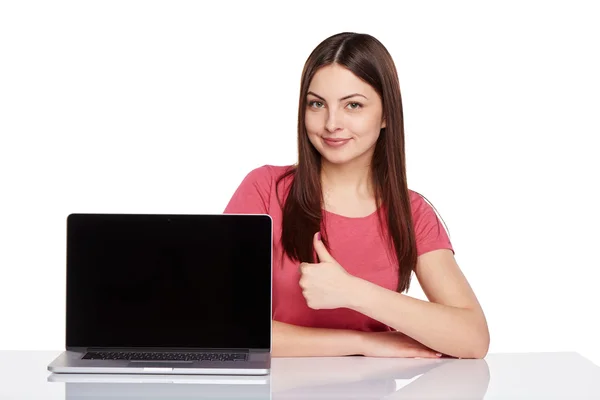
<box><xmin>48</xmin><ymin>356</ymin><xmax>490</xmax><ymax>399</ymax></box>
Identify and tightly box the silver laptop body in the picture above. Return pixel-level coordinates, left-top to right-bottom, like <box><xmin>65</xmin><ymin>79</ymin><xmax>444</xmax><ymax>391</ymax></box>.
<box><xmin>48</xmin><ymin>213</ymin><xmax>272</xmax><ymax>375</ymax></box>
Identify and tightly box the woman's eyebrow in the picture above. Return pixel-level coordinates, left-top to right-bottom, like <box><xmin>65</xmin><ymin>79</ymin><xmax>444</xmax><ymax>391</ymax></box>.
<box><xmin>307</xmin><ymin>91</ymin><xmax>368</xmax><ymax>101</ymax></box>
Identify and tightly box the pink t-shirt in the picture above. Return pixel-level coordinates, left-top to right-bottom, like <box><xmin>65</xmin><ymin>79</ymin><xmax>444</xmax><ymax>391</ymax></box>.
<box><xmin>224</xmin><ymin>165</ymin><xmax>454</xmax><ymax>332</ymax></box>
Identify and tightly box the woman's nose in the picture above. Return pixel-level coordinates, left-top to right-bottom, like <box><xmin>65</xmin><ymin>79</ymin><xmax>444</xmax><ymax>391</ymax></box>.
<box><xmin>325</xmin><ymin>110</ymin><xmax>342</xmax><ymax>133</ymax></box>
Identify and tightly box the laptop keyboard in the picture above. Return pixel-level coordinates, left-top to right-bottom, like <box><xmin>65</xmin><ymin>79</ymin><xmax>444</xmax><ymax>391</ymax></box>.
<box><xmin>82</xmin><ymin>351</ymin><xmax>248</xmax><ymax>362</ymax></box>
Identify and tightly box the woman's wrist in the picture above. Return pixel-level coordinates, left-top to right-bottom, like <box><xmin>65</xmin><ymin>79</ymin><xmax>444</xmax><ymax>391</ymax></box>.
<box><xmin>344</xmin><ymin>275</ymin><xmax>371</xmax><ymax>310</ymax></box>
<box><xmin>352</xmin><ymin>329</ymin><xmax>368</xmax><ymax>356</ymax></box>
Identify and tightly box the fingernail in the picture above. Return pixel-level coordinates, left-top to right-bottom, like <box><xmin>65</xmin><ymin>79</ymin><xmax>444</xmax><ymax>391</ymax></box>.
<box><xmin>317</xmin><ymin>232</ymin><xmax>321</xmax><ymax>241</ymax></box>
<box><xmin>436</xmin><ymin>353</ymin><xmax>442</xmax><ymax>357</ymax></box>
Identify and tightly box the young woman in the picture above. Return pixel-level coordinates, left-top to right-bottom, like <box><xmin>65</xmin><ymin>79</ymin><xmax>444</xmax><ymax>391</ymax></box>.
<box><xmin>224</xmin><ymin>32</ymin><xmax>489</xmax><ymax>359</ymax></box>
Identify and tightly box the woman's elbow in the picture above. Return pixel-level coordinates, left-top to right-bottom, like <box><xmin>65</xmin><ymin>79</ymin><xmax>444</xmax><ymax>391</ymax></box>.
<box><xmin>456</xmin><ymin>317</ymin><xmax>489</xmax><ymax>359</ymax></box>
<box><xmin>469</xmin><ymin>326</ymin><xmax>490</xmax><ymax>359</ymax></box>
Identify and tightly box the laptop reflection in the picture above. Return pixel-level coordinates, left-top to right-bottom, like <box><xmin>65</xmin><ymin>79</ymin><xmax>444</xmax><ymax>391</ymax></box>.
<box><xmin>48</xmin><ymin>373</ymin><xmax>271</xmax><ymax>399</ymax></box>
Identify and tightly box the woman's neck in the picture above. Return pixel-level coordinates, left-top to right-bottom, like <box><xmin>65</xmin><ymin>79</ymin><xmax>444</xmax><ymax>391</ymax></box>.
<box><xmin>320</xmin><ymin>160</ymin><xmax>374</xmax><ymax>198</ymax></box>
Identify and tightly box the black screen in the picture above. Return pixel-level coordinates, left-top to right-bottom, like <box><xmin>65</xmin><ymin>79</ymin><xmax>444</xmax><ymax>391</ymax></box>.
<box><xmin>66</xmin><ymin>213</ymin><xmax>272</xmax><ymax>349</ymax></box>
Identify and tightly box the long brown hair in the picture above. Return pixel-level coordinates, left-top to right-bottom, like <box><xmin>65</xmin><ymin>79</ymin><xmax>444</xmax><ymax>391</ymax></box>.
<box><xmin>275</xmin><ymin>32</ymin><xmax>448</xmax><ymax>293</ymax></box>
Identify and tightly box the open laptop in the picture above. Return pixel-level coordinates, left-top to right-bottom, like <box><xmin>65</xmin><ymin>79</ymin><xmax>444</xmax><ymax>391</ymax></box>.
<box><xmin>47</xmin><ymin>213</ymin><xmax>272</xmax><ymax>375</ymax></box>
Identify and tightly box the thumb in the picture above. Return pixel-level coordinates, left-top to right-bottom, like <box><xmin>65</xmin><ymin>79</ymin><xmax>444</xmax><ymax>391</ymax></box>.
<box><xmin>313</xmin><ymin>231</ymin><xmax>335</xmax><ymax>263</ymax></box>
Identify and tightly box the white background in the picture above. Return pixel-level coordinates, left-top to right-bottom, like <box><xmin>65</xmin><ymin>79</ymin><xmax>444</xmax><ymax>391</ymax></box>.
<box><xmin>1</xmin><ymin>1</ymin><xmax>599</xmax><ymax>365</ymax></box>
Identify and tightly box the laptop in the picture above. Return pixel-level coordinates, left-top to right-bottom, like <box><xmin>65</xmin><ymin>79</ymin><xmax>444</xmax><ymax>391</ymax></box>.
<box><xmin>47</xmin><ymin>213</ymin><xmax>272</xmax><ymax>375</ymax></box>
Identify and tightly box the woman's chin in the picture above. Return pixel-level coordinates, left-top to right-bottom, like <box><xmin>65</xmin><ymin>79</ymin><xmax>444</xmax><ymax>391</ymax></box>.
<box><xmin>320</xmin><ymin>153</ymin><xmax>356</xmax><ymax>165</ymax></box>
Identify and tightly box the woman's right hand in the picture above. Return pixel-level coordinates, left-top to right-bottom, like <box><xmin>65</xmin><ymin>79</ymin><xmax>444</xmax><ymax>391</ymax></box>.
<box><xmin>359</xmin><ymin>330</ymin><xmax>442</xmax><ymax>358</ymax></box>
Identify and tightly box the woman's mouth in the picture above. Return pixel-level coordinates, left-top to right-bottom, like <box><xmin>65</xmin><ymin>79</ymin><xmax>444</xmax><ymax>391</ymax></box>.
<box><xmin>322</xmin><ymin>137</ymin><xmax>351</xmax><ymax>148</ymax></box>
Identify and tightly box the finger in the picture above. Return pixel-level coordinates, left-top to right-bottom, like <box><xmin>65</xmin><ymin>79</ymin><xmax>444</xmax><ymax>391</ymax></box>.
<box><xmin>420</xmin><ymin>349</ymin><xmax>442</xmax><ymax>358</ymax></box>
<box><xmin>313</xmin><ymin>231</ymin><xmax>335</xmax><ymax>263</ymax></box>
<box><xmin>298</xmin><ymin>277</ymin><xmax>306</xmax><ymax>289</ymax></box>
<box><xmin>298</xmin><ymin>262</ymin><xmax>314</xmax><ymax>274</ymax></box>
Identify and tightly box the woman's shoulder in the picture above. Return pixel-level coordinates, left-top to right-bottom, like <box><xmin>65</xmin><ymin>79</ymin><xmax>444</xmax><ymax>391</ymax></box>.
<box><xmin>407</xmin><ymin>189</ymin><xmax>436</xmax><ymax>218</ymax></box>
<box><xmin>224</xmin><ymin>164</ymin><xmax>294</xmax><ymax>214</ymax></box>
<box><xmin>407</xmin><ymin>188</ymin><xmax>454</xmax><ymax>254</ymax></box>
<box><xmin>238</xmin><ymin>164</ymin><xmax>295</xmax><ymax>191</ymax></box>
<box><xmin>244</xmin><ymin>164</ymin><xmax>295</xmax><ymax>181</ymax></box>
<box><xmin>237</xmin><ymin>164</ymin><xmax>295</xmax><ymax>198</ymax></box>
<box><xmin>408</xmin><ymin>189</ymin><xmax>424</xmax><ymax>206</ymax></box>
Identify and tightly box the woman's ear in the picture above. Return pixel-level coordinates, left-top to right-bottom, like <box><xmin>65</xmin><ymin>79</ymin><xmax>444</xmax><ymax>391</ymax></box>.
<box><xmin>381</xmin><ymin>118</ymin><xmax>386</xmax><ymax>129</ymax></box>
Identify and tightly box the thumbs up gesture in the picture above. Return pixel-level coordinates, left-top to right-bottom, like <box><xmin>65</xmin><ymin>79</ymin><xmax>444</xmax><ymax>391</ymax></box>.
<box><xmin>298</xmin><ymin>232</ymin><xmax>359</xmax><ymax>310</ymax></box>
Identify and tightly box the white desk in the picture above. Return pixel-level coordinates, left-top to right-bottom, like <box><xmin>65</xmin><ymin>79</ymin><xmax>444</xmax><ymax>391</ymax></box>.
<box><xmin>1</xmin><ymin>351</ymin><xmax>599</xmax><ymax>398</ymax></box>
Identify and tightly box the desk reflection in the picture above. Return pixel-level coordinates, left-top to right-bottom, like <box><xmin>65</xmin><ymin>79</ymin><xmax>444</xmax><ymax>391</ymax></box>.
<box><xmin>272</xmin><ymin>356</ymin><xmax>489</xmax><ymax>399</ymax></box>
<box><xmin>48</xmin><ymin>356</ymin><xmax>490</xmax><ymax>399</ymax></box>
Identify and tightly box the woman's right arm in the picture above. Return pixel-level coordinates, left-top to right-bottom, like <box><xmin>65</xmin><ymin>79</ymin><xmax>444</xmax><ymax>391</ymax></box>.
<box><xmin>273</xmin><ymin>320</ymin><xmax>364</xmax><ymax>357</ymax></box>
<box><xmin>274</xmin><ymin>320</ymin><xmax>442</xmax><ymax>358</ymax></box>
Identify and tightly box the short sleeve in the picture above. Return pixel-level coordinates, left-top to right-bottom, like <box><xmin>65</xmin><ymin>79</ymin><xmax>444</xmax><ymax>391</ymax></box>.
<box><xmin>223</xmin><ymin>165</ymin><xmax>273</xmax><ymax>214</ymax></box>
<box><xmin>411</xmin><ymin>193</ymin><xmax>454</xmax><ymax>257</ymax></box>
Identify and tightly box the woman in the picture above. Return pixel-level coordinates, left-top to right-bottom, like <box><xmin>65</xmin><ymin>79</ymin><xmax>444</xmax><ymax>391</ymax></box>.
<box><xmin>224</xmin><ymin>32</ymin><xmax>489</xmax><ymax>359</ymax></box>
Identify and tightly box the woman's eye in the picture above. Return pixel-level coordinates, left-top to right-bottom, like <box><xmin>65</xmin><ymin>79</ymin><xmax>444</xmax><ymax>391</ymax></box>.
<box><xmin>309</xmin><ymin>101</ymin><xmax>324</xmax><ymax>108</ymax></box>
<box><xmin>347</xmin><ymin>102</ymin><xmax>362</xmax><ymax>110</ymax></box>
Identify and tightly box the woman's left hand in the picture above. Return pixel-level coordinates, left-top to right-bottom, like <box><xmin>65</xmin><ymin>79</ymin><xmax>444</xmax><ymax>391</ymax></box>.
<box><xmin>298</xmin><ymin>232</ymin><xmax>359</xmax><ymax>310</ymax></box>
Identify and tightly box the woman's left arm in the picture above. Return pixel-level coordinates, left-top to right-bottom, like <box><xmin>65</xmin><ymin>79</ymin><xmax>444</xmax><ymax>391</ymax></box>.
<box><xmin>347</xmin><ymin>249</ymin><xmax>490</xmax><ymax>359</ymax></box>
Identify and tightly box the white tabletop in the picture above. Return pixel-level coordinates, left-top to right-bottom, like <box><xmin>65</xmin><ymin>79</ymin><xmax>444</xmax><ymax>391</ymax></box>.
<box><xmin>1</xmin><ymin>351</ymin><xmax>599</xmax><ymax>399</ymax></box>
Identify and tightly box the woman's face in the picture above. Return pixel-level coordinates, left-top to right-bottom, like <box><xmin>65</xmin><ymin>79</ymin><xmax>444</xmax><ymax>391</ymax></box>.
<box><xmin>305</xmin><ymin>64</ymin><xmax>385</xmax><ymax>166</ymax></box>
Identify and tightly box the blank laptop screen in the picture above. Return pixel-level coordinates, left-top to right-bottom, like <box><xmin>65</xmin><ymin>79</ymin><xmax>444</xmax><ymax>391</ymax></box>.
<box><xmin>66</xmin><ymin>214</ymin><xmax>272</xmax><ymax>350</ymax></box>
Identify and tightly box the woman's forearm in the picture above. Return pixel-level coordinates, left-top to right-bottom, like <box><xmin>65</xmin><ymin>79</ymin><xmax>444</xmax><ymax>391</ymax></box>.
<box><xmin>272</xmin><ymin>320</ymin><xmax>363</xmax><ymax>357</ymax></box>
<box><xmin>347</xmin><ymin>278</ymin><xmax>489</xmax><ymax>359</ymax></box>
